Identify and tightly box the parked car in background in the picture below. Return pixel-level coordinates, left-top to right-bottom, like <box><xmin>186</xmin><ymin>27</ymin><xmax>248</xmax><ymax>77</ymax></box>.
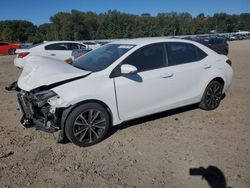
<box><xmin>0</xmin><ymin>42</ymin><xmax>20</xmax><ymax>55</ymax></box>
<box><xmin>64</xmin><ymin>48</ymin><xmax>92</xmax><ymax>64</ymax></box>
<box><xmin>20</xmin><ymin>43</ymin><xmax>33</xmax><ymax>49</ymax></box>
<box><xmin>95</xmin><ymin>41</ymin><xmax>112</xmax><ymax>46</ymax></box>
<box><xmin>188</xmin><ymin>36</ymin><xmax>229</xmax><ymax>55</ymax></box>
<box><xmin>10</xmin><ymin>38</ymin><xmax>233</xmax><ymax>147</ymax></box>
<box><xmin>228</xmin><ymin>35</ymin><xmax>237</xmax><ymax>41</ymax></box>
<box><xmin>81</xmin><ymin>41</ymin><xmax>101</xmax><ymax>50</ymax></box>
<box><xmin>14</xmin><ymin>41</ymin><xmax>87</xmax><ymax>68</ymax></box>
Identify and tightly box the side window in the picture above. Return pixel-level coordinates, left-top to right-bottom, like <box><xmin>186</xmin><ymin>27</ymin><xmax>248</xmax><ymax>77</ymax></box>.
<box><xmin>166</xmin><ymin>42</ymin><xmax>207</xmax><ymax>66</ymax></box>
<box><xmin>45</xmin><ymin>43</ymin><xmax>68</xmax><ymax>50</ymax></box>
<box><xmin>122</xmin><ymin>43</ymin><xmax>166</xmax><ymax>72</ymax></box>
<box><xmin>79</xmin><ymin>44</ymin><xmax>86</xmax><ymax>49</ymax></box>
<box><xmin>67</xmin><ymin>43</ymin><xmax>80</xmax><ymax>50</ymax></box>
<box><xmin>195</xmin><ymin>45</ymin><xmax>208</xmax><ymax>60</ymax></box>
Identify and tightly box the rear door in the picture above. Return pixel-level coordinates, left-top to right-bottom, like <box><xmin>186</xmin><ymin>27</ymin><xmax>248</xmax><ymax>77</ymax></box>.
<box><xmin>163</xmin><ymin>42</ymin><xmax>209</xmax><ymax>106</ymax></box>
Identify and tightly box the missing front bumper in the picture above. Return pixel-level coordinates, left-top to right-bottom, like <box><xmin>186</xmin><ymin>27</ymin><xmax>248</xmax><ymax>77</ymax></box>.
<box><xmin>17</xmin><ymin>92</ymin><xmax>58</xmax><ymax>133</ymax></box>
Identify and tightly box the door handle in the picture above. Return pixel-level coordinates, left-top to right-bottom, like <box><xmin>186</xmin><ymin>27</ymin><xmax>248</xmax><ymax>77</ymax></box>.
<box><xmin>50</xmin><ymin>53</ymin><xmax>56</xmax><ymax>56</ymax></box>
<box><xmin>161</xmin><ymin>73</ymin><xmax>174</xmax><ymax>78</ymax></box>
<box><xmin>203</xmin><ymin>64</ymin><xmax>212</xmax><ymax>69</ymax></box>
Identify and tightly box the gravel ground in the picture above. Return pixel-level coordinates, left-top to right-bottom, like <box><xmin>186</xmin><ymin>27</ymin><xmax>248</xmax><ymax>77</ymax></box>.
<box><xmin>0</xmin><ymin>40</ymin><xmax>249</xmax><ymax>188</ymax></box>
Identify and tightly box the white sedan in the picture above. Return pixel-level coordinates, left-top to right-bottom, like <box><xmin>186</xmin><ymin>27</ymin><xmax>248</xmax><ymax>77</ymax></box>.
<box><xmin>81</xmin><ymin>41</ymin><xmax>101</xmax><ymax>50</ymax></box>
<box><xmin>14</xmin><ymin>41</ymin><xmax>87</xmax><ymax>68</ymax></box>
<box><xmin>11</xmin><ymin>38</ymin><xmax>233</xmax><ymax>147</ymax></box>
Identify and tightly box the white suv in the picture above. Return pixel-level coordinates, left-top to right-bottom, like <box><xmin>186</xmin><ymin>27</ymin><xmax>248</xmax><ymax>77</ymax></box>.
<box><xmin>11</xmin><ymin>38</ymin><xmax>233</xmax><ymax>147</ymax></box>
<box><xmin>14</xmin><ymin>41</ymin><xmax>87</xmax><ymax>68</ymax></box>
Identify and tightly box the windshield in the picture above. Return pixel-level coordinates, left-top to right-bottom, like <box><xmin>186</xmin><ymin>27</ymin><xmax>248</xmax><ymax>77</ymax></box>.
<box><xmin>72</xmin><ymin>44</ymin><xmax>135</xmax><ymax>72</ymax></box>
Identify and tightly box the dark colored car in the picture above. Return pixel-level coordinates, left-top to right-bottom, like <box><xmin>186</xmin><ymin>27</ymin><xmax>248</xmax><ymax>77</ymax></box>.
<box><xmin>0</xmin><ymin>42</ymin><xmax>21</xmax><ymax>55</ymax></box>
<box><xmin>187</xmin><ymin>36</ymin><xmax>229</xmax><ymax>55</ymax></box>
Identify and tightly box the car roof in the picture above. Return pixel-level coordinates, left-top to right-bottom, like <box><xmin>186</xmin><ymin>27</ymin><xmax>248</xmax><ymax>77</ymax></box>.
<box><xmin>43</xmin><ymin>41</ymin><xmax>84</xmax><ymax>44</ymax></box>
<box><xmin>110</xmin><ymin>37</ymin><xmax>196</xmax><ymax>46</ymax></box>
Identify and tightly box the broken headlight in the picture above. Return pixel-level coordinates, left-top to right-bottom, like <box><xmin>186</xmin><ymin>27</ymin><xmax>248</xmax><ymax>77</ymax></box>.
<box><xmin>32</xmin><ymin>90</ymin><xmax>57</xmax><ymax>107</ymax></box>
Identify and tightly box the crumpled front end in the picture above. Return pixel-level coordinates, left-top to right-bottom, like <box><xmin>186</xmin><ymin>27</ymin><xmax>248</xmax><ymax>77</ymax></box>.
<box><xmin>17</xmin><ymin>90</ymin><xmax>64</xmax><ymax>133</ymax></box>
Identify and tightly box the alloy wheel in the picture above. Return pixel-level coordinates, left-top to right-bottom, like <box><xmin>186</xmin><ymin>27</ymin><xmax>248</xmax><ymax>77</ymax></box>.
<box><xmin>73</xmin><ymin>109</ymin><xmax>107</xmax><ymax>144</ymax></box>
<box><xmin>205</xmin><ymin>82</ymin><xmax>222</xmax><ymax>109</ymax></box>
<box><xmin>8</xmin><ymin>48</ymin><xmax>16</xmax><ymax>55</ymax></box>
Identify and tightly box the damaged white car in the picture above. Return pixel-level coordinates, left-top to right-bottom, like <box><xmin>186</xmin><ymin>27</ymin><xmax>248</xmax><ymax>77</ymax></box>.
<box><xmin>7</xmin><ymin>38</ymin><xmax>233</xmax><ymax>147</ymax></box>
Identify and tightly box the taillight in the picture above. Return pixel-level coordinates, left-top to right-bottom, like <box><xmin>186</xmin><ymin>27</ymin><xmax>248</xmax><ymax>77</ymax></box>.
<box><xmin>17</xmin><ymin>52</ymin><xmax>30</xmax><ymax>58</ymax></box>
<box><xmin>226</xmin><ymin>59</ymin><xmax>232</xmax><ymax>66</ymax></box>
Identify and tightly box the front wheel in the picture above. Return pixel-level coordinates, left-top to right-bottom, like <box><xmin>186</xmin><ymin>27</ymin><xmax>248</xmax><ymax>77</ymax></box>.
<box><xmin>65</xmin><ymin>103</ymin><xmax>110</xmax><ymax>147</ymax></box>
<box><xmin>199</xmin><ymin>80</ymin><xmax>223</xmax><ymax>110</ymax></box>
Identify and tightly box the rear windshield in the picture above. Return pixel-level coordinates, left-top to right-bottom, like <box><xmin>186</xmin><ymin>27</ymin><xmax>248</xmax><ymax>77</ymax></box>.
<box><xmin>72</xmin><ymin>44</ymin><xmax>135</xmax><ymax>72</ymax></box>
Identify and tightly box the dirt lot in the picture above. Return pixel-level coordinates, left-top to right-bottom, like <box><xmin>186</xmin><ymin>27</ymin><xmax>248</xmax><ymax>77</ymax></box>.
<box><xmin>0</xmin><ymin>40</ymin><xmax>250</xmax><ymax>188</ymax></box>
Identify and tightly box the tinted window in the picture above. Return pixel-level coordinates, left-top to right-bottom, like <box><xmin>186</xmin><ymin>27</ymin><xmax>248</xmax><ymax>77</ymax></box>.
<box><xmin>45</xmin><ymin>43</ymin><xmax>68</xmax><ymax>50</ymax></box>
<box><xmin>166</xmin><ymin>42</ymin><xmax>207</xmax><ymax>66</ymax></box>
<box><xmin>73</xmin><ymin>44</ymin><xmax>135</xmax><ymax>72</ymax></box>
<box><xmin>79</xmin><ymin>44</ymin><xmax>86</xmax><ymax>49</ymax></box>
<box><xmin>67</xmin><ymin>43</ymin><xmax>80</xmax><ymax>50</ymax></box>
<box><xmin>196</xmin><ymin>46</ymin><xmax>208</xmax><ymax>60</ymax></box>
<box><xmin>122</xmin><ymin>43</ymin><xmax>166</xmax><ymax>72</ymax></box>
<box><xmin>66</xmin><ymin>43</ymin><xmax>86</xmax><ymax>50</ymax></box>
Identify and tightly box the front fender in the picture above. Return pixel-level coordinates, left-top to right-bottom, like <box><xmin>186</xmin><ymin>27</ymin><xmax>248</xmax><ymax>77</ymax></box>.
<box><xmin>51</xmin><ymin>74</ymin><xmax>121</xmax><ymax>125</ymax></box>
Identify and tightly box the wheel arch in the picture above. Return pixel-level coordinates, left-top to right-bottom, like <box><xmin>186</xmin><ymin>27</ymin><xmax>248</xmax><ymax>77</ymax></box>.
<box><xmin>60</xmin><ymin>99</ymin><xmax>113</xmax><ymax>133</ymax></box>
<box><xmin>199</xmin><ymin>77</ymin><xmax>225</xmax><ymax>110</ymax></box>
<box><xmin>211</xmin><ymin>77</ymin><xmax>225</xmax><ymax>87</ymax></box>
<box><xmin>199</xmin><ymin>76</ymin><xmax>225</xmax><ymax>101</ymax></box>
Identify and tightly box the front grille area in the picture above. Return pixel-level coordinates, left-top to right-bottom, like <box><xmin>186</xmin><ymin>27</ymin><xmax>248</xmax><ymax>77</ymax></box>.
<box><xmin>17</xmin><ymin>91</ymin><xmax>61</xmax><ymax>133</ymax></box>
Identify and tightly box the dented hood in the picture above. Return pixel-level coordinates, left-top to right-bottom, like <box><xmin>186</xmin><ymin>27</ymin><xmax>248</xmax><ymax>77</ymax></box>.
<box><xmin>17</xmin><ymin>56</ymin><xmax>91</xmax><ymax>91</ymax></box>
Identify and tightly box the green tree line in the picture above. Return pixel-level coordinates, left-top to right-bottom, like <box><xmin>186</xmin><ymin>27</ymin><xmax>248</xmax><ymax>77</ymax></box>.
<box><xmin>1</xmin><ymin>10</ymin><xmax>250</xmax><ymax>43</ymax></box>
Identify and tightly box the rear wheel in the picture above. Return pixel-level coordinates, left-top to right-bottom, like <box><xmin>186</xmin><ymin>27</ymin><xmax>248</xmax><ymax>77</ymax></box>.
<box><xmin>8</xmin><ymin>48</ymin><xmax>16</xmax><ymax>55</ymax></box>
<box><xmin>65</xmin><ymin>103</ymin><xmax>110</xmax><ymax>147</ymax></box>
<box><xmin>199</xmin><ymin>80</ymin><xmax>223</xmax><ymax>110</ymax></box>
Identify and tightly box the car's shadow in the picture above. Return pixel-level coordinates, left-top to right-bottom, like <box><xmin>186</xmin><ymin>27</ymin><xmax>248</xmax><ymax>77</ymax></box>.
<box><xmin>106</xmin><ymin>93</ymin><xmax>226</xmax><ymax>139</ymax></box>
<box><xmin>106</xmin><ymin>103</ymin><xmax>198</xmax><ymax>140</ymax></box>
<box><xmin>56</xmin><ymin>104</ymin><xmax>198</xmax><ymax>145</ymax></box>
<box><xmin>58</xmin><ymin>94</ymin><xmax>226</xmax><ymax>145</ymax></box>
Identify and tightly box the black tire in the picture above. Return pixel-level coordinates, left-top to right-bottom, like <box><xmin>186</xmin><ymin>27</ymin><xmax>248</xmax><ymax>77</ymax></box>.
<box><xmin>199</xmin><ymin>80</ymin><xmax>223</xmax><ymax>111</ymax></box>
<box><xmin>65</xmin><ymin>103</ymin><xmax>110</xmax><ymax>147</ymax></box>
<box><xmin>8</xmin><ymin>48</ymin><xmax>16</xmax><ymax>55</ymax></box>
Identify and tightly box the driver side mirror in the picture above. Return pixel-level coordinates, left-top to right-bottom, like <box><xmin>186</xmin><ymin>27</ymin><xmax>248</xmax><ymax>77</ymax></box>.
<box><xmin>121</xmin><ymin>64</ymin><xmax>137</xmax><ymax>75</ymax></box>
